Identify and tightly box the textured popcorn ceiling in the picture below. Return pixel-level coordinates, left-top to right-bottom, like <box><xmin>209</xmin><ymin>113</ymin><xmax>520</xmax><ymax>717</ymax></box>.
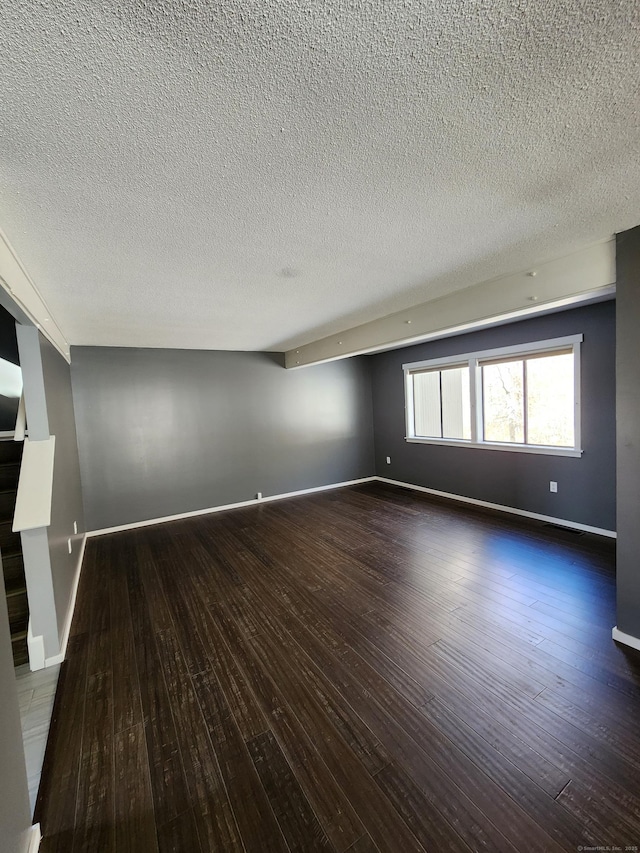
<box><xmin>0</xmin><ymin>1</ymin><xmax>639</xmax><ymax>351</ymax></box>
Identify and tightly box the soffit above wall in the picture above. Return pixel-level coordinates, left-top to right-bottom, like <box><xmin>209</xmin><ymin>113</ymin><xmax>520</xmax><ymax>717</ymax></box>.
<box><xmin>285</xmin><ymin>240</ymin><xmax>616</xmax><ymax>366</ymax></box>
<box><xmin>0</xmin><ymin>2</ymin><xmax>638</xmax><ymax>353</ymax></box>
<box><xmin>0</xmin><ymin>228</ymin><xmax>70</xmax><ymax>362</ymax></box>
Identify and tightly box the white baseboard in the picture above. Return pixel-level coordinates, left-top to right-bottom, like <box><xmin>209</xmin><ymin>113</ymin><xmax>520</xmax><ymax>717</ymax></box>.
<box><xmin>375</xmin><ymin>477</ymin><xmax>617</xmax><ymax>538</ymax></box>
<box><xmin>87</xmin><ymin>477</ymin><xmax>378</xmax><ymax>537</ymax></box>
<box><xmin>612</xmin><ymin>627</ymin><xmax>640</xmax><ymax>652</ymax></box>
<box><xmin>44</xmin><ymin>533</ymin><xmax>87</xmax><ymax>667</ymax></box>
<box><xmin>27</xmin><ymin>535</ymin><xmax>87</xmax><ymax>669</ymax></box>
<box><xmin>87</xmin><ymin>475</ymin><xmax>615</xmax><ymax>540</ymax></box>
<box><xmin>27</xmin><ymin>622</ymin><xmax>45</xmax><ymax>672</ymax></box>
<box><xmin>24</xmin><ymin>823</ymin><xmax>41</xmax><ymax>853</ymax></box>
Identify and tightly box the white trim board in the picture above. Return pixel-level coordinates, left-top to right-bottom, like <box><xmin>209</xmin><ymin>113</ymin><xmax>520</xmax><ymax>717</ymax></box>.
<box><xmin>24</xmin><ymin>823</ymin><xmax>41</xmax><ymax>853</ymax></box>
<box><xmin>87</xmin><ymin>475</ymin><xmax>615</xmax><ymax>539</ymax></box>
<box><xmin>0</xmin><ymin>222</ymin><xmax>70</xmax><ymax>362</ymax></box>
<box><xmin>13</xmin><ymin>436</ymin><xmax>56</xmax><ymax>532</ymax></box>
<box><xmin>87</xmin><ymin>478</ymin><xmax>378</xmax><ymax>537</ymax></box>
<box><xmin>27</xmin><ymin>623</ymin><xmax>45</xmax><ymax>672</ymax></box>
<box><xmin>612</xmin><ymin>627</ymin><xmax>640</xmax><ymax>653</ymax></box>
<box><xmin>401</xmin><ymin>333</ymin><xmax>583</xmax><ymax>371</ymax></box>
<box><xmin>375</xmin><ymin>477</ymin><xmax>616</xmax><ymax>538</ymax></box>
<box><xmin>27</xmin><ymin>534</ymin><xmax>87</xmax><ymax>670</ymax></box>
<box><xmin>44</xmin><ymin>534</ymin><xmax>87</xmax><ymax>667</ymax></box>
<box><xmin>285</xmin><ymin>241</ymin><xmax>616</xmax><ymax>368</ymax></box>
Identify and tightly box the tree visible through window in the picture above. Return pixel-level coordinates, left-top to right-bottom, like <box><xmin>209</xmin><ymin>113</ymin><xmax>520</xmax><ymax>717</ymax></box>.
<box><xmin>482</xmin><ymin>352</ymin><xmax>574</xmax><ymax>447</ymax></box>
<box><xmin>482</xmin><ymin>360</ymin><xmax>524</xmax><ymax>443</ymax></box>
<box><xmin>404</xmin><ymin>336</ymin><xmax>581</xmax><ymax>456</ymax></box>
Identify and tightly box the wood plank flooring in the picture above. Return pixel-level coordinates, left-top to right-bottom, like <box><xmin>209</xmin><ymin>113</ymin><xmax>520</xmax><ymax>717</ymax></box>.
<box><xmin>35</xmin><ymin>482</ymin><xmax>640</xmax><ymax>852</ymax></box>
<box><xmin>15</xmin><ymin>662</ymin><xmax>60</xmax><ymax>813</ymax></box>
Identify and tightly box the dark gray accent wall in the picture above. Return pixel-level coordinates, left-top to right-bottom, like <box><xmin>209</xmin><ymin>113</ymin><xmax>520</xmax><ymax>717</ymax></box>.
<box><xmin>615</xmin><ymin>226</ymin><xmax>640</xmax><ymax>638</ymax></box>
<box><xmin>369</xmin><ymin>301</ymin><xmax>616</xmax><ymax>530</ymax></box>
<box><xmin>71</xmin><ymin>348</ymin><xmax>375</xmax><ymax>531</ymax></box>
<box><xmin>0</xmin><ymin>554</ymin><xmax>32</xmax><ymax>851</ymax></box>
<box><xmin>40</xmin><ymin>336</ymin><xmax>86</xmax><ymax>639</ymax></box>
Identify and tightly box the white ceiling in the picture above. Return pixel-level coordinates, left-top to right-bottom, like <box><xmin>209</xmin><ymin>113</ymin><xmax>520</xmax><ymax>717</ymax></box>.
<box><xmin>0</xmin><ymin>1</ymin><xmax>638</xmax><ymax>353</ymax></box>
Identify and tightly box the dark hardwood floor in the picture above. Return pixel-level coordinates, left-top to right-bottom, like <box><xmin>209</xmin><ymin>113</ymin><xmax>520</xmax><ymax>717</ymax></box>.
<box><xmin>35</xmin><ymin>481</ymin><xmax>640</xmax><ymax>852</ymax></box>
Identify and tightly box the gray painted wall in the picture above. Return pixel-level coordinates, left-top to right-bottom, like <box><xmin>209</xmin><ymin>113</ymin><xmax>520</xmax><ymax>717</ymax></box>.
<box><xmin>0</xmin><ymin>554</ymin><xmax>32</xmax><ymax>852</ymax></box>
<box><xmin>40</xmin><ymin>336</ymin><xmax>86</xmax><ymax>641</ymax></box>
<box><xmin>16</xmin><ymin>325</ymin><xmax>49</xmax><ymax>442</ymax></box>
<box><xmin>369</xmin><ymin>301</ymin><xmax>616</xmax><ymax>530</ymax></box>
<box><xmin>615</xmin><ymin>226</ymin><xmax>640</xmax><ymax>638</ymax></box>
<box><xmin>71</xmin><ymin>348</ymin><xmax>374</xmax><ymax>530</ymax></box>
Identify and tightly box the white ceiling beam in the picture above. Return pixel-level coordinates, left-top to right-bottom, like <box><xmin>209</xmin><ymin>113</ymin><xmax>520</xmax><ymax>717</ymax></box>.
<box><xmin>285</xmin><ymin>240</ymin><xmax>616</xmax><ymax>369</ymax></box>
<box><xmin>0</xmin><ymin>226</ymin><xmax>70</xmax><ymax>363</ymax></box>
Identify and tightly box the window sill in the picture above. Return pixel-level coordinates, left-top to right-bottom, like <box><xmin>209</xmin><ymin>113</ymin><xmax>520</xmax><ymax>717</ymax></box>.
<box><xmin>405</xmin><ymin>437</ymin><xmax>583</xmax><ymax>457</ymax></box>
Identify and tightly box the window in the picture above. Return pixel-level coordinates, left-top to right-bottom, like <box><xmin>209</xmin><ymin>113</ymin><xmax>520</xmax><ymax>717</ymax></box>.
<box><xmin>403</xmin><ymin>335</ymin><xmax>582</xmax><ymax>456</ymax></box>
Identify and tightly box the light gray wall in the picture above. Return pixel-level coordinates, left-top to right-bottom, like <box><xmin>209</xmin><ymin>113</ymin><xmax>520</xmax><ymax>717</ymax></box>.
<box><xmin>0</xmin><ymin>554</ymin><xmax>32</xmax><ymax>851</ymax></box>
<box><xmin>16</xmin><ymin>325</ymin><xmax>49</xmax><ymax>441</ymax></box>
<box><xmin>369</xmin><ymin>301</ymin><xmax>616</xmax><ymax>530</ymax></box>
<box><xmin>615</xmin><ymin>226</ymin><xmax>640</xmax><ymax>638</ymax></box>
<box><xmin>39</xmin><ymin>336</ymin><xmax>86</xmax><ymax>641</ymax></box>
<box><xmin>71</xmin><ymin>348</ymin><xmax>375</xmax><ymax>530</ymax></box>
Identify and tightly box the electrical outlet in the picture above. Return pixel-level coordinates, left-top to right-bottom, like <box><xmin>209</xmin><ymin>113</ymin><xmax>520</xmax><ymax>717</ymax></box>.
<box><xmin>550</xmin><ymin>481</ymin><xmax>558</xmax><ymax>493</ymax></box>
<box><xmin>256</xmin><ymin>492</ymin><xmax>262</xmax><ymax>500</ymax></box>
<box><xmin>386</xmin><ymin>456</ymin><xmax>391</xmax><ymax>464</ymax></box>
<box><xmin>73</xmin><ymin>521</ymin><xmax>77</xmax><ymax>534</ymax></box>
<box><xmin>67</xmin><ymin>538</ymin><xmax>72</xmax><ymax>554</ymax></box>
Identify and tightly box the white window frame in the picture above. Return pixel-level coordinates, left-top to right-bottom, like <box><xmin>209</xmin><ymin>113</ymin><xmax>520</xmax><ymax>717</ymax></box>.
<box><xmin>403</xmin><ymin>334</ymin><xmax>583</xmax><ymax>457</ymax></box>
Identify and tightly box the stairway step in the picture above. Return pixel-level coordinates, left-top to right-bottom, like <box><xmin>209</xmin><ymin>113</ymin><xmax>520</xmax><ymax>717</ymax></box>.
<box><xmin>7</xmin><ymin>574</ymin><xmax>28</xmax><ymax>626</ymax></box>
<box><xmin>2</xmin><ymin>554</ymin><xmax>28</xmax><ymax>636</ymax></box>
<box><xmin>11</xmin><ymin>630</ymin><xmax>29</xmax><ymax>667</ymax></box>
<box><xmin>0</xmin><ymin>462</ymin><xmax>28</xmax><ymax>668</ymax></box>
<box><xmin>9</xmin><ymin>609</ymin><xmax>28</xmax><ymax>636</ymax></box>
<box><xmin>0</xmin><ymin>440</ymin><xmax>22</xmax><ymax>466</ymax></box>
<box><xmin>0</xmin><ymin>488</ymin><xmax>16</xmax><ymax>520</ymax></box>
<box><xmin>0</xmin><ymin>520</ymin><xmax>20</xmax><ymax>553</ymax></box>
<box><xmin>0</xmin><ymin>546</ymin><xmax>22</xmax><ymax>563</ymax></box>
<box><xmin>0</xmin><ymin>462</ymin><xmax>20</xmax><ymax>491</ymax></box>
<box><xmin>1</xmin><ymin>441</ymin><xmax>28</xmax><ymax>668</ymax></box>
<box><xmin>1</xmin><ymin>552</ymin><xmax>24</xmax><ymax>585</ymax></box>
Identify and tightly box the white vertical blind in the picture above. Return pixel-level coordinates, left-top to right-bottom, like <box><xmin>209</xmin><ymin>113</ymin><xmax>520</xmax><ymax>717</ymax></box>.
<box><xmin>441</xmin><ymin>366</ymin><xmax>471</xmax><ymax>439</ymax></box>
<box><xmin>413</xmin><ymin>372</ymin><xmax>441</xmax><ymax>437</ymax></box>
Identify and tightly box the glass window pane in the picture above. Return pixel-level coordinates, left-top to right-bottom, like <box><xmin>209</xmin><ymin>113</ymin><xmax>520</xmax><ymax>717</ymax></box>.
<box><xmin>526</xmin><ymin>353</ymin><xmax>574</xmax><ymax>446</ymax></box>
<box><xmin>441</xmin><ymin>366</ymin><xmax>471</xmax><ymax>440</ymax></box>
<box><xmin>483</xmin><ymin>361</ymin><xmax>524</xmax><ymax>443</ymax></box>
<box><xmin>413</xmin><ymin>371</ymin><xmax>441</xmax><ymax>437</ymax></box>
